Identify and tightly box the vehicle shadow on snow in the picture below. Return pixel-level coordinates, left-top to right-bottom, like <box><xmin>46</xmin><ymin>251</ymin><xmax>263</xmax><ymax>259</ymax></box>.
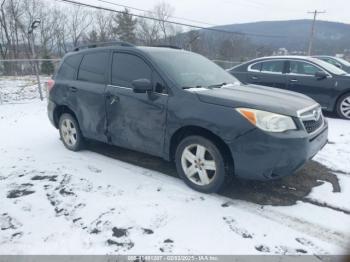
<box><xmin>87</xmin><ymin>141</ymin><xmax>341</xmax><ymax>207</ymax></box>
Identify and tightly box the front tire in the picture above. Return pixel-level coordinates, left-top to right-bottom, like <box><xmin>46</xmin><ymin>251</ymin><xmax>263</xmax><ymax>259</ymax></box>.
<box><xmin>175</xmin><ymin>136</ymin><xmax>227</xmax><ymax>193</ymax></box>
<box><xmin>336</xmin><ymin>93</ymin><xmax>350</xmax><ymax>119</ymax></box>
<box><xmin>58</xmin><ymin>113</ymin><xmax>84</xmax><ymax>151</ymax></box>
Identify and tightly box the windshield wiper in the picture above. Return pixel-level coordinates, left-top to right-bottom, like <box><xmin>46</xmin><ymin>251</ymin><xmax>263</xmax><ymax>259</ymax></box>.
<box><xmin>207</xmin><ymin>83</ymin><xmax>227</xmax><ymax>88</ymax></box>
<box><xmin>182</xmin><ymin>86</ymin><xmax>203</xmax><ymax>89</ymax></box>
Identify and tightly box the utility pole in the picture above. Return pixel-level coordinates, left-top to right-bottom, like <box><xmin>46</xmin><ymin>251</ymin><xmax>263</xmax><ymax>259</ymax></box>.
<box><xmin>187</xmin><ymin>33</ymin><xmax>200</xmax><ymax>52</ymax></box>
<box><xmin>307</xmin><ymin>10</ymin><xmax>326</xmax><ymax>56</ymax></box>
<box><xmin>28</xmin><ymin>19</ymin><xmax>43</xmax><ymax>101</ymax></box>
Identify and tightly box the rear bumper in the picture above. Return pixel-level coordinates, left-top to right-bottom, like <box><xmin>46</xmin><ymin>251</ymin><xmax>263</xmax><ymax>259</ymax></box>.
<box><xmin>47</xmin><ymin>99</ymin><xmax>57</xmax><ymax>128</ymax></box>
<box><xmin>228</xmin><ymin>120</ymin><xmax>328</xmax><ymax>180</ymax></box>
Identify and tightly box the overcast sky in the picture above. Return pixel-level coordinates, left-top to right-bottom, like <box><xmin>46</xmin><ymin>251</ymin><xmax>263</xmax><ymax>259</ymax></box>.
<box><xmin>79</xmin><ymin>0</ymin><xmax>350</xmax><ymax>26</ymax></box>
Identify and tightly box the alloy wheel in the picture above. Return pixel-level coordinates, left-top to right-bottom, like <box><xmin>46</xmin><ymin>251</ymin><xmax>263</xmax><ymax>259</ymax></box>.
<box><xmin>181</xmin><ymin>144</ymin><xmax>217</xmax><ymax>186</ymax></box>
<box><xmin>61</xmin><ymin>119</ymin><xmax>77</xmax><ymax>147</ymax></box>
<box><xmin>340</xmin><ymin>96</ymin><xmax>350</xmax><ymax>119</ymax></box>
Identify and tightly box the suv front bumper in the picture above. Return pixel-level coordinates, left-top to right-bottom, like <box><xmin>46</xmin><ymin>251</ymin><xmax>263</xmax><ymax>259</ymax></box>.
<box><xmin>228</xmin><ymin>119</ymin><xmax>328</xmax><ymax>180</ymax></box>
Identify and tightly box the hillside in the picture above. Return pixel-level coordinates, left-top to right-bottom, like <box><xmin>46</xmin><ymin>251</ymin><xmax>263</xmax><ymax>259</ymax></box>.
<box><xmin>174</xmin><ymin>19</ymin><xmax>350</xmax><ymax>62</ymax></box>
<box><xmin>212</xmin><ymin>19</ymin><xmax>350</xmax><ymax>54</ymax></box>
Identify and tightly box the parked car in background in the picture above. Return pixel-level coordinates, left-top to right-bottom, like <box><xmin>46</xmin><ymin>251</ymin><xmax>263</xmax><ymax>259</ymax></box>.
<box><xmin>48</xmin><ymin>44</ymin><xmax>328</xmax><ymax>193</ymax></box>
<box><xmin>229</xmin><ymin>56</ymin><xmax>350</xmax><ymax>119</ymax></box>
<box><xmin>313</xmin><ymin>55</ymin><xmax>350</xmax><ymax>73</ymax></box>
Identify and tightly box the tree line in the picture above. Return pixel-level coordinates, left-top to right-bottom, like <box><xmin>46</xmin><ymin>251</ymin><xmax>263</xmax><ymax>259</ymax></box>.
<box><xmin>0</xmin><ymin>0</ymin><xmax>267</xmax><ymax>75</ymax></box>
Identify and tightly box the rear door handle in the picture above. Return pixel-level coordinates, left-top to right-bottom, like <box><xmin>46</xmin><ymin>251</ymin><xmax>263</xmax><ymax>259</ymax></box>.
<box><xmin>251</xmin><ymin>76</ymin><xmax>259</xmax><ymax>80</ymax></box>
<box><xmin>290</xmin><ymin>79</ymin><xmax>298</xmax><ymax>83</ymax></box>
<box><xmin>70</xmin><ymin>86</ymin><xmax>78</xmax><ymax>92</ymax></box>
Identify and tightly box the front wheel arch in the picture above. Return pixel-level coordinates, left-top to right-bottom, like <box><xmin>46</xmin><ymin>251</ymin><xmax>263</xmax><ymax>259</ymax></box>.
<box><xmin>169</xmin><ymin>126</ymin><xmax>234</xmax><ymax>176</ymax></box>
<box><xmin>335</xmin><ymin>92</ymin><xmax>350</xmax><ymax>119</ymax></box>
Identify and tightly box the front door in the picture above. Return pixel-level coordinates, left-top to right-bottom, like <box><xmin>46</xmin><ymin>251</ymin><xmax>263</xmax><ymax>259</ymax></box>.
<box><xmin>286</xmin><ymin>60</ymin><xmax>335</xmax><ymax>109</ymax></box>
<box><xmin>106</xmin><ymin>52</ymin><xmax>168</xmax><ymax>157</ymax></box>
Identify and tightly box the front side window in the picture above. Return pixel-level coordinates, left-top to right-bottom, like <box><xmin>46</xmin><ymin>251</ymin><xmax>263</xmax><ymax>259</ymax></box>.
<box><xmin>289</xmin><ymin>61</ymin><xmax>321</xmax><ymax>76</ymax></box>
<box><xmin>112</xmin><ymin>53</ymin><xmax>152</xmax><ymax>88</ymax></box>
<box><xmin>153</xmin><ymin>71</ymin><xmax>167</xmax><ymax>94</ymax></box>
<box><xmin>261</xmin><ymin>61</ymin><xmax>284</xmax><ymax>73</ymax></box>
<box><xmin>78</xmin><ymin>52</ymin><xmax>108</xmax><ymax>84</ymax></box>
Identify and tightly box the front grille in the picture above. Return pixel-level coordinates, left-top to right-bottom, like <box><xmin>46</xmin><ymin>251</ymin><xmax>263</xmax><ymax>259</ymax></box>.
<box><xmin>303</xmin><ymin>117</ymin><xmax>324</xmax><ymax>134</ymax></box>
<box><xmin>299</xmin><ymin>106</ymin><xmax>324</xmax><ymax>134</ymax></box>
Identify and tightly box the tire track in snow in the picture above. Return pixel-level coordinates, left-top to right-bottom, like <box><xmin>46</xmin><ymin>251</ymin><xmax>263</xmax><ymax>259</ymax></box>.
<box><xmin>221</xmin><ymin>200</ymin><xmax>349</xmax><ymax>249</ymax></box>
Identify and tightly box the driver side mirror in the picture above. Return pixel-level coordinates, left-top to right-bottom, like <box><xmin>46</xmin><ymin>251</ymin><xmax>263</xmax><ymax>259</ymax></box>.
<box><xmin>315</xmin><ymin>71</ymin><xmax>328</xmax><ymax>80</ymax></box>
<box><xmin>132</xmin><ymin>79</ymin><xmax>153</xmax><ymax>93</ymax></box>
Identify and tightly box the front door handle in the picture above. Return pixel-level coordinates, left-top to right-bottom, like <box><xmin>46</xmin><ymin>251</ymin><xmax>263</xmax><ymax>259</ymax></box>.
<box><xmin>70</xmin><ymin>86</ymin><xmax>78</xmax><ymax>92</ymax></box>
<box><xmin>290</xmin><ymin>79</ymin><xmax>298</xmax><ymax>83</ymax></box>
<box><xmin>110</xmin><ymin>95</ymin><xmax>119</xmax><ymax>105</ymax></box>
<box><xmin>251</xmin><ymin>76</ymin><xmax>259</xmax><ymax>80</ymax></box>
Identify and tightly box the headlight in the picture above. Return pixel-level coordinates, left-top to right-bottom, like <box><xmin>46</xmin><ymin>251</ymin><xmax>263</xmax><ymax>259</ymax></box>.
<box><xmin>236</xmin><ymin>108</ymin><xmax>297</xmax><ymax>133</ymax></box>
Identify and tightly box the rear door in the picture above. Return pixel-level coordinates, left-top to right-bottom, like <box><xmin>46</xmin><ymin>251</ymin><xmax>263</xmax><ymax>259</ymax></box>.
<box><xmin>73</xmin><ymin>51</ymin><xmax>110</xmax><ymax>141</ymax></box>
<box><xmin>105</xmin><ymin>52</ymin><xmax>168</xmax><ymax>157</ymax></box>
<box><xmin>286</xmin><ymin>60</ymin><xmax>335</xmax><ymax>109</ymax></box>
<box><xmin>246</xmin><ymin>60</ymin><xmax>287</xmax><ymax>89</ymax></box>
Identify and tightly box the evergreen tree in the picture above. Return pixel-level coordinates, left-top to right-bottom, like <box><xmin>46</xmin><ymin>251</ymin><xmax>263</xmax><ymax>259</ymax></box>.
<box><xmin>88</xmin><ymin>30</ymin><xmax>99</xmax><ymax>43</ymax></box>
<box><xmin>41</xmin><ymin>53</ymin><xmax>55</xmax><ymax>75</ymax></box>
<box><xmin>113</xmin><ymin>8</ymin><xmax>137</xmax><ymax>43</ymax></box>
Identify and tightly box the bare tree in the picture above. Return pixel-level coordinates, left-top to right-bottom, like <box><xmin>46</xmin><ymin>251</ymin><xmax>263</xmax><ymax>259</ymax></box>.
<box><xmin>137</xmin><ymin>15</ymin><xmax>160</xmax><ymax>46</ymax></box>
<box><xmin>95</xmin><ymin>10</ymin><xmax>113</xmax><ymax>42</ymax></box>
<box><xmin>153</xmin><ymin>2</ymin><xmax>175</xmax><ymax>44</ymax></box>
<box><xmin>136</xmin><ymin>2</ymin><xmax>182</xmax><ymax>46</ymax></box>
<box><xmin>68</xmin><ymin>6</ymin><xmax>93</xmax><ymax>48</ymax></box>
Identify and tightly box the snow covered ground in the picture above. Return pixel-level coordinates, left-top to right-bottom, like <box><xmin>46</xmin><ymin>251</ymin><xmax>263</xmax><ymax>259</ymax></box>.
<box><xmin>0</xmin><ymin>77</ymin><xmax>349</xmax><ymax>255</ymax></box>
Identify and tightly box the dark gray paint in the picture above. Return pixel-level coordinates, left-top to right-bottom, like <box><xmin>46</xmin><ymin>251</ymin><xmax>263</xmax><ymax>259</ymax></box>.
<box><xmin>48</xmin><ymin>47</ymin><xmax>328</xmax><ymax>181</ymax></box>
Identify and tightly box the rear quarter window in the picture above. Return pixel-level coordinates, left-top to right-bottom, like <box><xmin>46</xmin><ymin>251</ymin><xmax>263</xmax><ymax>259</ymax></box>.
<box><xmin>56</xmin><ymin>54</ymin><xmax>83</xmax><ymax>80</ymax></box>
<box><xmin>248</xmin><ymin>62</ymin><xmax>262</xmax><ymax>72</ymax></box>
<box><xmin>78</xmin><ymin>52</ymin><xmax>109</xmax><ymax>84</ymax></box>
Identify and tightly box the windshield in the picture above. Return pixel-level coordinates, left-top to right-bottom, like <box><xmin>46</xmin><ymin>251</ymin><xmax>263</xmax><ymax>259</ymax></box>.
<box><xmin>310</xmin><ymin>57</ymin><xmax>348</xmax><ymax>75</ymax></box>
<box><xmin>335</xmin><ymin>57</ymin><xmax>350</xmax><ymax>67</ymax></box>
<box><xmin>148</xmin><ymin>50</ymin><xmax>240</xmax><ymax>88</ymax></box>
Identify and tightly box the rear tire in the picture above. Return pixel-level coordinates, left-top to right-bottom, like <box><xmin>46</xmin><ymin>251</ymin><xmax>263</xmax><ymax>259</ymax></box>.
<box><xmin>336</xmin><ymin>93</ymin><xmax>350</xmax><ymax>119</ymax></box>
<box><xmin>58</xmin><ymin>113</ymin><xmax>84</xmax><ymax>151</ymax></box>
<box><xmin>175</xmin><ymin>136</ymin><xmax>228</xmax><ymax>193</ymax></box>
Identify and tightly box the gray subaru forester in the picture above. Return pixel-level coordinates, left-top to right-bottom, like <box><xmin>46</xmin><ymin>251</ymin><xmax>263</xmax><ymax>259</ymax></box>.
<box><xmin>47</xmin><ymin>43</ymin><xmax>328</xmax><ymax>193</ymax></box>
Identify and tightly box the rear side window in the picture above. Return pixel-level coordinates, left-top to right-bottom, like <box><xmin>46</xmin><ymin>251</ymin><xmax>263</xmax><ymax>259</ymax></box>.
<box><xmin>112</xmin><ymin>53</ymin><xmax>152</xmax><ymax>88</ymax></box>
<box><xmin>78</xmin><ymin>52</ymin><xmax>109</xmax><ymax>84</ymax></box>
<box><xmin>261</xmin><ymin>61</ymin><xmax>284</xmax><ymax>73</ymax></box>
<box><xmin>56</xmin><ymin>54</ymin><xmax>82</xmax><ymax>80</ymax></box>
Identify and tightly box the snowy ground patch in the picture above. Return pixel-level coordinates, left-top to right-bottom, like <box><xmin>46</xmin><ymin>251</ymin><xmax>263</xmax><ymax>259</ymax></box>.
<box><xmin>0</xmin><ymin>78</ymin><xmax>349</xmax><ymax>255</ymax></box>
<box><xmin>0</xmin><ymin>75</ymin><xmax>49</xmax><ymax>103</ymax></box>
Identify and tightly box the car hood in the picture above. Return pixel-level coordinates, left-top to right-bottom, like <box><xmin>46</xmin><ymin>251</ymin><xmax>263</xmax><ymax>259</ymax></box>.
<box><xmin>190</xmin><ymin>84</ymin><xmax>318</xmax><ymax>117</ymax></box>
<box><xmin>336</xmin><ymin>73</ymin><xmax>350</xmax><ymax>79</ymax></box>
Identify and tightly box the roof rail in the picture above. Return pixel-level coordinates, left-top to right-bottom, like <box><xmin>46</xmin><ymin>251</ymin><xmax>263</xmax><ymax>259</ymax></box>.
<box><xmin>152</xmin><ymin>45</ymin><xmax>182</xmax><ymax>50</ymax></box>
<box><xmin>73</xmin><ymin>41</ymin><xmax>135</xmax><ymax>51</ymax></box>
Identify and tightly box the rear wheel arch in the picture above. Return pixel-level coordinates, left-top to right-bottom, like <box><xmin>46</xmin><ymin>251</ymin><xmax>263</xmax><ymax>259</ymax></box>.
<box><xmin>53</xmin><ymin>105</ymin><xmax>78</xmax><ymax>128</ymax></box>
<box><xmin>169</xmin><ymin>126</ymin><xmax>234</xmax><ymax>175</ymax></box>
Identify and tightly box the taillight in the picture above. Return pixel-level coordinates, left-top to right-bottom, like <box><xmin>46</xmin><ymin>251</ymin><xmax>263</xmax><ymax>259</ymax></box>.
<box><xmin>47</xmin><ymin>79</ymin><xmax>55</xmax><ymax>92</ymax></box>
